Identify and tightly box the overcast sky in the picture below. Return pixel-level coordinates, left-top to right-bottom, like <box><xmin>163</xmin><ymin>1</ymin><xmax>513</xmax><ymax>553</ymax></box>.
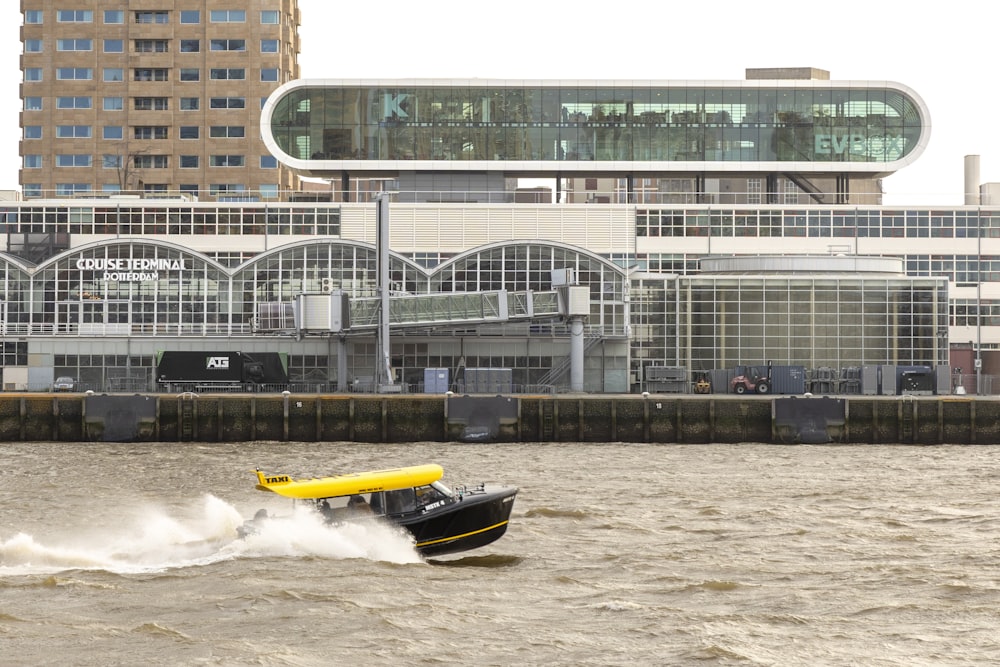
<box><xmin>3</xmin><ymin>1</ymin><xmax>996</xmax><ymax>205</ymax></box>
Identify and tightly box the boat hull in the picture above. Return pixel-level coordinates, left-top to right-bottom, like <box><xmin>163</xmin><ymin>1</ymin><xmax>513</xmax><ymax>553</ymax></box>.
<box><xmin>400</xmin><ymin>485</ymin><xmax>517</xmax><ymax>556</ymax></box>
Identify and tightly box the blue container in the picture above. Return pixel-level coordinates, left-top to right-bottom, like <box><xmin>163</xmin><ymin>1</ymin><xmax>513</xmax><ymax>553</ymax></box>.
<box><xmin>423</xmin><ymin>368</ymin><xmax>450</xmax><ymax>393</ymax></box>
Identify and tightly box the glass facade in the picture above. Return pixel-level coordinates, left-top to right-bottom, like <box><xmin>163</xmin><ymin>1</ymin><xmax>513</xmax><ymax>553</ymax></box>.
<box><xmin>636</xmin><ymin>207</ymin><xmax>1000</xmax><ymax>238</ymax></box>
<box><xmin>0</xmin><ymin>236</ymin><xmax>629</xmax><ymax>391</ymax></box>
<box><xmin>0</xmin><ymin>198</ymin><xmax>972</xmax><ymax>392</ymax></box>
<box><xmin>266</xmin><ymin>82</ymin><xmax>925</xmax><ymax>167</ymax></box>
<box><xmin>679</xmin><ymin>276</ymin><xmax>948</xmax><ymax>371</ymax></box>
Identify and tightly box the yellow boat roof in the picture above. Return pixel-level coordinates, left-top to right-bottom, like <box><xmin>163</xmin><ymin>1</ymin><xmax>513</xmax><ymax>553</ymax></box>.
<box><xmin>254</xmin><ymin>464</ymin><xmax>443</xmax><ymax>499</ymax></box>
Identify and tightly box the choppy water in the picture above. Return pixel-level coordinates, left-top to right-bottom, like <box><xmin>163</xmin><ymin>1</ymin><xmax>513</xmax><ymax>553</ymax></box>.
<box><xmin>2</xmin><ymin>441</ymin><xmax>999</xmax><ymax>666</ymax></box>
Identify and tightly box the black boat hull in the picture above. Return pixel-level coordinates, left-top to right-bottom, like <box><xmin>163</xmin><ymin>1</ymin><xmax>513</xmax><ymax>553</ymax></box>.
<box><xmin>399</xmin><ymin>485</ymin><xmax>517</xmax><ymax>556</ymax></box>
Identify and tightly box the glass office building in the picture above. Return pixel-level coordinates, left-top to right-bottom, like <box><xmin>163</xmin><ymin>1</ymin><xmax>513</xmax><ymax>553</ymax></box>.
<box><xmin>262</xmin><ymin>78</ymin><xmax>928</xmax><ymax>175</ymax></box>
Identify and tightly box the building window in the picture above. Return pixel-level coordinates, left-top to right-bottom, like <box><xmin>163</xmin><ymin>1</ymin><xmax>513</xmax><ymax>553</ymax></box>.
<box><xmin>783</xmin><ymin>179</ymin><xmax>800</xmax><ymax>205</ymax></box>
<box><xmin>57</xmin><ymin>10</ymin><xmax>93</xmax><ymax>23</ymax></box>
<box><xmin>23</xmin><ymin>155</ymin><xmax>42</xmax><ymax>169</ymax></box>
<box><xmin>180</xmin><ymin>40</ymin><xmax>200</xmax><ymax>53</ymax></box>
<box><xmin>180</xmin><ymin>156</ymin><xmax>200</xmax><ymax>168</ymax></box>
<box><xmin>133</xmin><ymin>155</ymin><xmax>168</xmax><ymax>169</ymax></box>
<box><xmin>210</xmin><ymin>184</ymin><xmax>247</xmax><ymax>195</ymax></box>
<box><xmin>24</xmin><ymin>126</ymin><xmax>42</xmax><ymax>139</ymax></box>
<box><xmin>56</xmin><ymin>125</ymin><xmax>92</xmax><ymax>138</ymax></box>
<box><xmin>261</xmin><ymin>39</ymin><xmax>279</xmax><ymax>53</ymax></box>
<box><xmin>210</xmin><ymin>155</ymin><xmax>245</xmax><ymax>167</ymax></box>
<box><xmin>103</xmin><ymin>97</ymin><xmax>123</xmax><ymax>111</ymax></box>
<box><xmin>747</xmin><ymin>178</ymin><xmax>762</xmax><ymax>205</ymax></box>
<box><xmin>210</xmin><ymin>10</ymin><xmax>246</xmax><ymax>22</ymax></box>
<box><xmin>260</xmin><ymin>68</ymin><xmax>279</xmax><ymax>82</ymax></box>
<box><xmin>57</xmin><ymin>39</ymin><xmax>93</xmax><ymax>51</ymax></box>
<box><xmin>103</xmin><ymin>126</ymin><xmax>124</xmax><ymax>140</ymax></box>
<box><xmin>180</xmin><ymin>126</ymin><xmax>200</xmax><ymax>140</ymax></box>
<box><xmin>180</xmin><ymin>98</ymin><xmax>200</xmax><ymax>111</ymax></box>
<box><xmin>209</xmin><ymin>126</ymin><xmax>245</xmax><ymax>138</ymax></box>
<box><xmin>180</xmin><ymin>11</ymin><xmax>200</xmax><ymax>24</ymax></box>
<box><xmin>133</xmin><ymin>68</ymin><xmax>168</xmax><ymax>82</ymax></box>
<box><xmin>259</xmin><ymin>184</ymin><xmax>279</xmax><ymax>199</ymax></box>
<box><xmin>56</xmin><ymin>155</ymin><xmax>93</xmax><ymax>168</ymax></box>
<box><xmin>180</xmin><ymin>69</ymin><xmax>200</xmax><ymax>82</ymax></box>
<box><xmin>24</xmin><ymin>97</ymin><xmax>42</xmax><ymax>111</ymax></box>
<box><xmin>24</xmin><ymin>39</ymin><xmax>43</xmax><ymax>53</ymax></box>
<box><xmin>57</xmin><ymin>68</ymin><xmax>93</xmax><ymax>80</ymax></box>
<box><xmin>210</xmin><ymin>97</ymin><xmax>245</xmax><ymax>109</ymax></box>
<box><xmin>24</xmin><ymin>68</ymin><xmax>43</xmax><ymax>82</ymax></box>
<box><xmin>102</xmin><ymin>184</ymin><xmax>121</xmax><ymax>193</ymax></box>
<box><xmin>104</xmin><ymin>10</ymin><xmax>124</xmax><ymax>24</ymax></box>
<box><xmin>104</xmin><ymin>68</ymin><xmax>124</xmax><ymax>82</ymax></box>
<box><xmin>57</xmin><ymin>96</ymin><xmax>92</xmax><ymax>109</ymax></box>
<box><xmin>210</xmin><ymin>68</ymin><xmax>245</xmax><ymax>80</ymax></box>
<box><xmin>56</xmin><ymin>183</ymin><xmax>90</xmax><ymax>195</ymax></box>
<box><xmin>211</xmin><ymin>39</ymin><xmax>246</xmax><ymax>51</ymax></box>
<box><xmin>179</xmin><ymin>184</ymin><xmax>199</xmax><ymax>196</ymax></box>
<box><xmin>102</xmin><ymin>155</ymin><xmax>123</xmax><ymax>169</ymax></box>
<box><xmin>134</xmin><ymin>97</ymin><xmax>169</xmax><ymax>111</ymax></box>
<box><xmin>133</xmin><ymin>126</ymin><xmax>168</xmax><ymax>140</ymax></box>
<box><xmin>135</xmin><ymin>11</ymin><xmax>168</xmax><ymax>24</ymax></box>
<box><xmin>260</xmin><ymin>156</ymin><xmax>278</xmax><ymax>169</ymax></box>
<box><xmin>134</xmin><ymin>40</ymin><xmax>169</xmax><ymax>53</ymax></box>
<box><xmin>104</xmin><ymin>39</ymin><xmax>124</xmax><ymax>53</ymax></box>
<box><xmin>23</xmin><ymin>184</ymin><xmax>42</xmax><ymax>197</ymax></box>
<box><xmin>24</xmin><ymin>10</ymin><xmax>43</xmax><ymax>24</ymax></box>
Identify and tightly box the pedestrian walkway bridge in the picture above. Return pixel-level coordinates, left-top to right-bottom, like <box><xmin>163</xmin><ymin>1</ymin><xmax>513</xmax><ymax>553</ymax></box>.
<box><xmin>255</xmin><ymin>289</ymin><xmax>565</xmax><ymax>335</ymax></box>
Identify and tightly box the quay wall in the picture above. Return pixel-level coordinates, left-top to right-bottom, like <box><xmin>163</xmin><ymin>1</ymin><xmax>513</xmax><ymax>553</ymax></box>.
<box><xmin>2</xmin><ymin>394</ymin><xmax>1000</xmax><ymax>444</ymax></box>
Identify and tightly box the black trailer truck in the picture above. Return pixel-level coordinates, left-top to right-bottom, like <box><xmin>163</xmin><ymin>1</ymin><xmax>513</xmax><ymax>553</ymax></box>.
<box><xmin>156</xmin><ymin>351</ymin><xmax>289</xmax><ymax>392</ymax></box>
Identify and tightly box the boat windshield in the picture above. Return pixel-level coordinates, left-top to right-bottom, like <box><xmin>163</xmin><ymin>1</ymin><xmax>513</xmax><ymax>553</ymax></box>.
<box><xmin>430</xmin><ymin>481</ymin><xmax>453</xmax><ymax>497</ymax></box>
<box><xmin>416</xmin><ymin>482</ymin><xmax>452</xmax><ymax>508</ymax></box>
<box><xmin>382</xmin><ymin>483</ymin><xmax>454</xmax><ymax>515</ymax></box>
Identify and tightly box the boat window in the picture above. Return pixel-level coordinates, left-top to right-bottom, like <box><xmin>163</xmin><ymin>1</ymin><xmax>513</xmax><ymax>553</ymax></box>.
<box><xmin>416</xmin><ymin>484</ymin><xmax>450</xmax><ymax>508</ymax></box>
<box><xmin>369</xmin><ymin>491</ymin><xmax>384</xmax><ymax>515</ymax></box>
<box><xmin>383</xmin><ymin>488</ymin><xmax>416</xmax><ymax>515</ymax></box>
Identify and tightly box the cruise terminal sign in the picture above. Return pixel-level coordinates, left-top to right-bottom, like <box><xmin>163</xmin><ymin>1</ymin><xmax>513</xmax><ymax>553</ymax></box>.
<box><xmin>76</xmin><ymin>257</ymin><xmax>186</xmax><ymax>282</ymax></box>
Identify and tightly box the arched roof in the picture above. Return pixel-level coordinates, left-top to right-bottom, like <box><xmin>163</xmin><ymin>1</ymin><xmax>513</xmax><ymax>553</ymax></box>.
<box><xmin>35</xmin><ymin>238</ymin><xmax>231</xmax><ymax>276</ymax></box>
<box><xmin>0</xmin><ymin>252</ymin><xmax>37</xmax><ymax>276</ymax></box>
<box><xmin>435</xmin><ymin>238</ymin><xmax>626</xmax><ymax>278</ymax></box>
<box><xmin>231</xmin><ymin>237</ymin><xmax>426</xmax><ymax>276</ymax></box>
<box><xmin>26</xmin><ymin>237</ymin><xmax>628</xmax><ymax>299</ymax></box>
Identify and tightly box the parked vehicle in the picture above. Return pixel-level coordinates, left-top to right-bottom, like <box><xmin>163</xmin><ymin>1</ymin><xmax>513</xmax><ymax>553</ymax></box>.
<box><xmin>730</xmin><ymin>364</ymin><xmax>771</xmax><ymax>394</ymax></box>
<box><xmin>156</xmin><ymin>351</ymin><xmax>288</xmax><ymax>392</ymax></box>
<box><xmin>53</xmin><ymin>376</ymin><xmax>76</xmax><ymax>392</ymax></box>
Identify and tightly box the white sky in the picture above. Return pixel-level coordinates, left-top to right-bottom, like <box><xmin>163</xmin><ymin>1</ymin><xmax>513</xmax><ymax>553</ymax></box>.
<box><xmin>2</xmin><ymin>0</ymin><xmax>996</xmax><ymax>205</ymax></box>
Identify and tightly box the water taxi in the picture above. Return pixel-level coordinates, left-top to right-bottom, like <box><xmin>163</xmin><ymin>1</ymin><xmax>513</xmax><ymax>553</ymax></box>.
<box><xmin>241</xmin><ymin>464</ymin><xmax>517</xmax><ymax>556</ymax></box>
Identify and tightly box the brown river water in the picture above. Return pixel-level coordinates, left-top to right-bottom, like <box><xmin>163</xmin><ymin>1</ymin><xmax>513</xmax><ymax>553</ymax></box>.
<box><xmin>2</xmin><ymin>441</ymin><xmax>999</xmax><ymax>666</ymax></box>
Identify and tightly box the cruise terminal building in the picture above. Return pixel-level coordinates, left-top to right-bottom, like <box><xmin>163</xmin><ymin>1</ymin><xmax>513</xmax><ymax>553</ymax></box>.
<box><xmin>2</xmin><ymin>69</ymin><xmax>974</xmax><ymax>394</ymax></box>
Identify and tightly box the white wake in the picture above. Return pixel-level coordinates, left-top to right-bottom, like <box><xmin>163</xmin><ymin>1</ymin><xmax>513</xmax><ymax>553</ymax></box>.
<box><xmin>0</xmin><ymin>494</ymin><xmax>422</xmax><ymax>576</ymax></box>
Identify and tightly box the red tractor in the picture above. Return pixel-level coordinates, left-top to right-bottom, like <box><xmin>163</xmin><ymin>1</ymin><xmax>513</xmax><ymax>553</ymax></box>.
<box><xmin>730</xmin><ymin>365</ymin><xmax>772</xmax><ymax>394</ymax></box>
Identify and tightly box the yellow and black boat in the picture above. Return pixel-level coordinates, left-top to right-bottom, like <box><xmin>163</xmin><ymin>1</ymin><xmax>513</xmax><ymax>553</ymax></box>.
<box><xmin>241</xmin><ymin>464</ymin><xmax>517</xmax><ymax>556</ymax></box>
